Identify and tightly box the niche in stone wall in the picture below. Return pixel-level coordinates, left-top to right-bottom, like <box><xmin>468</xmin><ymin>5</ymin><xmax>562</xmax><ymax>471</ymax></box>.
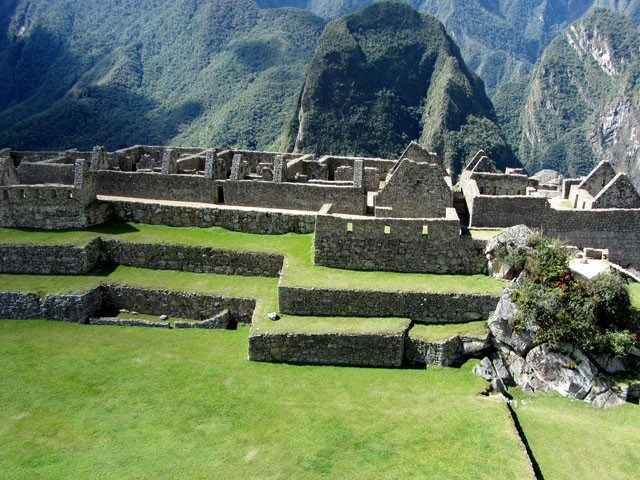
<box><xmin>347</xmin><ymin>222</ymin><xmax>353</xmax><ymax>232</ymax></box>
<box><xmin>384</xmin><ymin>225</ymin><xmax>391</xmax><ymax>234</ymax></box>
<box><xmin>217</xmin><ymin>186</ymin><xmax>225</xmax><ymax>204</ymax></box>
<box><xmin>422</xmin><ymin>225</ymin><xmax>429</xmax><ymax>235</ymax></box>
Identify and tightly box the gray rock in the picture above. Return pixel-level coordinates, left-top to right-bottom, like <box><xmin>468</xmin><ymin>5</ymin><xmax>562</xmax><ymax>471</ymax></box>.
<box><xmin>488</xmin><ymin>292</ymin><xmax>537</xmax><ymax>356</ymax></box>
<box><xmin>590</xmin><ymin>389</ymin><xmax>626</xmax><ymax>409</ymax></box>
<box><xmin>490</xmin><ymin>352</ymin><xmax>515</xmax><ymax>386</ymax></box>
<box><xmin>267</xmin><ymin>312</ymin><xmax>280</xmax><ymax>321</ymax></box>
<box><xmin>472</xmin><ymin>363</ymin><xmax>493</xmax><ymax>382</ymax></box>
<box><xmin>491</xmin><ymin>377</ymin><xmax>506</xmax><ymax>393</ymax></box>
<box><xmin>485</xmin><ymin>225</ymin><xmax>533</xmax><ymax>256</ymax></box>
<box><xmin>526</xmin><ymin>343</ymin><xmax>599</xmax><ymax>400</ymax></box>
<box><xmin>590</xmin><ymin>352</ymin><xmax>640</xmax><ymax>374</ymax></box>
<box><xmin>159</xmin><ymin>314</ymin><xmax>169</xmax><ymax>321</ymax></box>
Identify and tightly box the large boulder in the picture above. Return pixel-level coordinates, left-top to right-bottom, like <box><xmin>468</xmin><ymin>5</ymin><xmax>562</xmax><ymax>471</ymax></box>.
<box><xmin>525</xmin><ymin>343</ymin><xmax>598</xmax><ymax>400</ymax></box>
<box><xmin>485</xmin><ymin>225</ymin><xmax>533</xmax><ymax>280</ymax></box>
<box><xmin>488</xmin><ymin>291</ymin><xmax>537</xmax><ymax>356</ymax></box>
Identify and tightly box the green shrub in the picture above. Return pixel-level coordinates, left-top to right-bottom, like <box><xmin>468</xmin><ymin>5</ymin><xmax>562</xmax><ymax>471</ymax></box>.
<box><xmin>511</xmin><ymin>234</ymin><xmax>639</xmax><ymax>357</ymax></box>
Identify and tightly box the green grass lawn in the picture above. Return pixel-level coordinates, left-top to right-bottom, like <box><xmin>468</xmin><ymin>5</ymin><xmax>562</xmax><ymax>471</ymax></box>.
<box><xmin>0</xmin><ymin>222</ymin><xmax>504</xmax><ymax>295</ymax></box>
<box><xmin>251</xmin><ymin>316</ymin><xmax>411</xmax><ymax>335</ymax></box>
<box><xmin>0</xmin><ymin>320</ymin><xmax>534</xmax><ymax>480</ymax></box>
<box><xmin>409</xmin><ymin>321</ymin><xmax>489</xmax><ymax>343</ymax></box>
<box><xmin>628</xmin><ymin>281</ymin><xmax>640</xmax><ymax>309</ymax></box>
<box><xmin>510</xmin><ymin>389</ymin><xmax>640</xmax><ymax>480</ymax></box>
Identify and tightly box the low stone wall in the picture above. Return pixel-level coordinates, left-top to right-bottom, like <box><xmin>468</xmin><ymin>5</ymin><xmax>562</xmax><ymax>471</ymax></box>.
<box><xmin>0</xmin><ymin>239</ymin><xmax>102</xmax><ymax>274</ymax></box>
<box><xmin>0</xmin><ymin>291</ymin><xmax>42</xmax><ymax>319</ymax></box>
<box><xmin>223</xmin><ymin>180</ymin><xmax>366</xmax><ymax>215</ymax></box>
<box><xmin>96</xmin><ymin>171</ymin><xmax>217</xmax><ymax>204</ymax></box>
<box><xmin>110</xmin><ymin>200</ymin><xmax>316</xmax><ymax>234</ymax></box>
<box><xmin>102</xmin><ymin>285</ymin><xmax>255</xmax><ymax>325</ymax></box>
<box><xmin>41</xmin><ymin>287</ymin><xmax>104</xmax><ymax>323</ymax></box>
<box><xmin>101</xmin><ymin>240</ymin><xmax>283</xmax><ymax>277</ymax></box>
<box><xmin>0</xmin><ymin>285</ymin><xmax>255</xmax><ymax>325</ymax></box>
<box><xmin>404</xmin><ymin>335</ymin><xmax>462</xmax><ymax>366</ymax></box>
<box><xmin>248</xmin><ymin>331</ymin><xmax>405</xmax><ymax>367</ymax></box>
<box><xmin>89</xmin><ymin>317</ymin><xmax>171</xmax><ymax>328</ymax></box>
<box><xmin>278</xmin><ymin>286</ymin><xmax>499</xmax><ymax>323</ymax></box>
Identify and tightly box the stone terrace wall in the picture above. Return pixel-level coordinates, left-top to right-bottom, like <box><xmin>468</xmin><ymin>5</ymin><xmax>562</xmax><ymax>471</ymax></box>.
<box><xmin>279</xmin><ymin>286</ymin><xmax>498</xmax><ymax>323</ymax></box>
<box><xmin>0</xmin><ymin>285</ymin><xmax>256</xmax><ymax>325</ymax></box>
<box><xmin>223</xmin><ymin>181</ymin><xmax>366</xmax><ymax>215</ymax></box>
<box><xmin>249</xmin><ymin>331</ymin><xmax>405</xmax><ymax>367</ymax></box>
<box><xmin>314</xmin><ymin>213</ymin><xmax>487</xmax><ymax>274</ymax></box>
<box><xmin>0</xmin><ymin>239</ymin><xmax>102</xmax><ymax>274</ymax></box>
<box><xmin>102</xmin><ymin>285</ymin><xmax>256</xmax><ymax>325</ymax></box>
<box><xmin>0</xmin><ymin>291</ymin><xmax>42</xmax><ymax>319</ymax></box>
<box><xmin>110</xmin><ymin>200</ymin><xmax>316</xmax><ymax>234</ymax></box>
<box><xmin>97</xmin><ymin>171</ymin><xmax>216</xmax><ymax>203</ymax></box>
<box><xmin>101</xmin><ymin>240</ymin><xmax>283</xmax><ymax>277</ymax></box>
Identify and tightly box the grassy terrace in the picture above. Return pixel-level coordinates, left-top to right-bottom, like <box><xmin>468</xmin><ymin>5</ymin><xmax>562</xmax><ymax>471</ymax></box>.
<box><xmin>0</xmin><ymin>321</ymin><xmax>533</xmax><ymax>479</ymax></box>
<box><xmin>510</xmin><ymin>390</ymin><xmax>640</xmax><ymax>479</ymax></box>
<box><xmin>409</xmin><ymin>321</ymin><xmax>489</xmax><ymax>343</ymax></box>
<box><xmin>0</xmin><ymin>222</ymin><xmax>504</xmax><ymax>295</ymax></box>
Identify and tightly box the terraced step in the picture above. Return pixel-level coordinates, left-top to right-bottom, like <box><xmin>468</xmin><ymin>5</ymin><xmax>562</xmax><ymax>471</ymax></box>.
<box><xmin>249</xmin><ymin>315</ymin><xmax>411</xmax><ymax>367</ymax></box>
<box><xmin>405</xmin><ymin>321</ymin><xmax>490</xmax><ymax>366</ymax></box>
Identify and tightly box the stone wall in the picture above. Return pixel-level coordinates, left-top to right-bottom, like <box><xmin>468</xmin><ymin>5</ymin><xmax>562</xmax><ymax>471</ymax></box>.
<box><xmin>222</xmin><ymin>180</ymin><xmax>366</xmax><ymax>215</ymax></box>
<box><xmin>110</xmin><ymin>199</ymin><xmax>316</xmax><ymax>234</ymax></box>
<box><xmin>0</xmin><ymin>285</ymin><xmax>256</xmax><ymax>325</ymax></box>
<box><xmin>101</xmin><ymin>240</ymin><xmax>283</xmax><ymax>277</ymax></box>
<box><xmin>470</xmin><ymin>172</ymin><xmax>528</xmax><ymax>196</ymax></box>
<box><xmin>278</xmin><ymin>286</ymin><xmax>498</xmax><ymax>323</ymax></box>
<box><xmin>97</xmin><ymin>171</ymin><xmax>216</xmax><ymax>203</ymax></box>
<box><xmin>248</xmin><ymin>331</ymin><xmax>405</xmax><ymax>367</ymax></box>
<box><xmin>467</xmin><ymin>192</ymin><xmax>640</xmax><ymax>268</ymax></box>
<box><xmin>41</xmin><ymin>287</ymin><xmax>104</xmax><ymax>323</ymax></box>
<box><xmin>0</xmin><ymin>291</ymin><xmax>42</xmax><ymax>319</ymax></box>
<box><xmin>101</xmin><ymin>285</ymin><xmax>255</xmax><ymax>325</ymax></box>
<box><xmin>0</xmin><ymin>239</ymin><xmax>102</xmax><ymax>274</ymax></box>
<box><xmin>313</xmin><ymin>212</ymin><xmax>487</xmax><ymax>274</ymax></box>
<box><xmin>17</xmin><ymin>162</ymin><xmax>75</xmax><ymax>185</ymax></box>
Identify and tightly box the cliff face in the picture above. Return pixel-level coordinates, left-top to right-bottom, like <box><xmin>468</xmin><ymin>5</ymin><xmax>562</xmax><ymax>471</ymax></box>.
<box><xmin>283</xmin><ymin>1</ymin><xmax>517</xmax><ymax>175</ymax></box>
<box><xmin>495</xmin><ymin>8</ymin><xmax>640</xmax><ymax>184</ymax></box>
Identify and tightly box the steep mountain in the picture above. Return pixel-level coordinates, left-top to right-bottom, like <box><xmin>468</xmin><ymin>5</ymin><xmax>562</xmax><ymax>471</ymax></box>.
<box><xmin>259</xmin><ymin>0</ymin><xmax>640</xmax><ymax>96</ymax></box>
<box><xmin>494</xmin><ymin>8</ymin><xmax>640</xmax><ymax>183</ymax></box>
<box><xmin>282</xmin><ymin>1</ymin><xmax>518</xmax><ymax>174</ymax></box>
<box><xmin>0</xmin><ymin>0</ymin><xmax>325</xmax><ymax>151</ymax></box>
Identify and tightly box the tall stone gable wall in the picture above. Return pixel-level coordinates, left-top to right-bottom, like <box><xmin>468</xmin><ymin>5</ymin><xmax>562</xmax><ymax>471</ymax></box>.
<box><xmin>374</xmin><ymin>160</ymin><xmax>452</xmax><ymax>218</ymax></box>
<box><xmin>313</xmin><ymin>213</ymin><xmax>487</xmax><ymax>274</ymax></box>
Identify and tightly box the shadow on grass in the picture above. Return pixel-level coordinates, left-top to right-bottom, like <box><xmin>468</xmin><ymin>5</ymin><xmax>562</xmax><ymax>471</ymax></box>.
<box><xmin>6</xmin><ymin>220</ymin><xmax>140</xmax><ymax>237</ymax></box>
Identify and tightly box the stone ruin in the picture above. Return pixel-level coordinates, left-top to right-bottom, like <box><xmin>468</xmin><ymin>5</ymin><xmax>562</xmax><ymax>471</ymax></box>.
<box><xmin>1</xmin><ymin>141</ymin><xmax>640</xmax><ymax>406</ymax></box>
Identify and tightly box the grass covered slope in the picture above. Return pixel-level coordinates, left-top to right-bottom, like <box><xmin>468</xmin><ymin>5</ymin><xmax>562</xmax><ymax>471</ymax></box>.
<box><xmin>282</xmin><ymin>1</ymin><xmax>518</xmax><ymax>175</ymax></box>
<box><xmin>0</xmin><ymin>0</ymin><xmax>325</xmax><ymax>151</ymax></box>
<box><xmin>0</xmin><ymin>321</ymin><xmax>534</xmax><ymax>479</ymax></box>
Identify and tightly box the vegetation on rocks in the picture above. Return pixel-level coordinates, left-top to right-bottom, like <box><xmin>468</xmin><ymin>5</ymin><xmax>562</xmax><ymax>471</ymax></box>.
<box><xmin>496</xmin><ymin>233</ymin><xmax>640</xmax><ymax>356</ymax></box>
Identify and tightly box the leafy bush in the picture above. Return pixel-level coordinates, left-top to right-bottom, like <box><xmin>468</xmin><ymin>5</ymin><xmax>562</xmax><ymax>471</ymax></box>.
<box><xmin>511</xmin><ymin>234</ymin><xmax>639</xmax><ymax>356</ymax></box>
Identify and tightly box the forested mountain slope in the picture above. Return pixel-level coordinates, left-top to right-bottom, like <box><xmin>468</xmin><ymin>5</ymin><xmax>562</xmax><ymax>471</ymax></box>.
<box><xmin>494</xmin><ymin>8</ymin><xmax>640</xmax><ymax>184</ymax></box>
<box><xmin>259</xmin><ymin>0</ymin><xmax>640</xmax><ymax>96</ymax></box>
<box><xmin>282</xmin><ymin>1</ymin><xmax>518</xmax><ymax>174</ymax></box>
<box><xmin>0</xmin><ymin>0</ymin><xmax>325</xmax><ymax>151</ymax></box>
